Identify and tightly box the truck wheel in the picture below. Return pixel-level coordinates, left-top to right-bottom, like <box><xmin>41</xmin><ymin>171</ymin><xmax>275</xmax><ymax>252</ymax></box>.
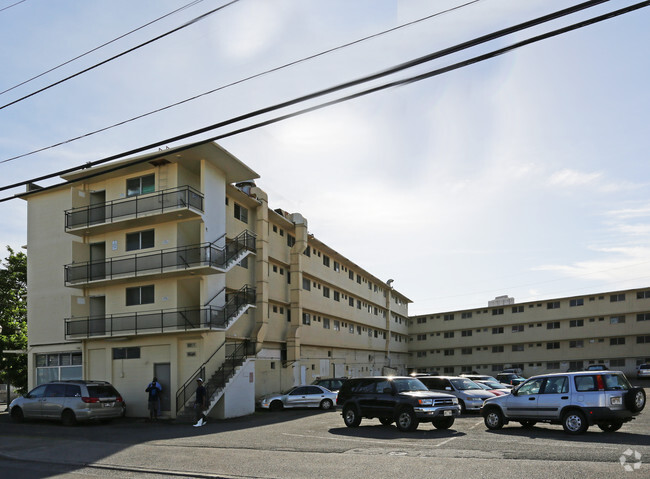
<box><xmin>484</xmin><ymin>408</ymin><xmax>504</xmax><ymax>430</ymax></box>
<box><xmin>343</xmin><ymin>405</ymin><xmax>361</xmax><ymax>427</ymax></box>
<box><xmin>598</xmin><ymin>421</ymin><xmax>622</xmax><ymax>432</ymax></box>
<box><xmin>433</xmin><ymin>417</ymin><xmax>454</xmax><ymax>429</ymax></box>
<box><xmin>562</xmin><ymin>410</ymin><xmax>588</xmax><ymax>435</ymax></box>
<box><xmin>625</xmin><ymin>388</ymin><xmax>646</xmax><ymax>413</ymax></box>
<box><xmin>396</xmin><ymin>408</ymin><xmax>418</xmax><ymax>432</ymax></box>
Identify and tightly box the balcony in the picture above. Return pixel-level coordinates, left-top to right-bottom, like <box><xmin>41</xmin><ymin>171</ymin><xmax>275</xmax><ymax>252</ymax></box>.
<box><xmin>64</xmin><ymin>186</ymin><xmax>204</xmax><ymax>235</ymax></box>
<box><xmin>65</xmin><ymin>286</ymin><xmax>256</xmax><ymax>340</ymax></box>
<box><xmin>64</xmin><ymin>231</ymin><xmax>256</xmax><ymax>287</ymax></box>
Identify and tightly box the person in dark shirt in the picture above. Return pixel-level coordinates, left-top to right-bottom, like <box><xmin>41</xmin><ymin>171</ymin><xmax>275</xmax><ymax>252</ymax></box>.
<box><xmin>145</xmin><ymin>377</ymin><xmax>162</xmax><ymax>421</ymax></box>
<box><xmin>193</xmin><ymin>378</ymin><xmax>207</xmax><ymax>427</ymax></box>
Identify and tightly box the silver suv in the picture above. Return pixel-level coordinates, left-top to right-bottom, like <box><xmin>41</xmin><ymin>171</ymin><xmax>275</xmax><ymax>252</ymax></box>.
<box><xmin>480</xmin><ymin>371</ymin><xmax>646</xmax><ymax>434</ymax></box>
<box><xmin>10</xmin><ymin>380</ymin><xmax>125</xmax><ymax>426</ymax></box>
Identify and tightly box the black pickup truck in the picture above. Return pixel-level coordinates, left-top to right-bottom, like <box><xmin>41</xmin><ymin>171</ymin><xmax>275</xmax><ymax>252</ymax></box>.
<box><xmin>337</xmin><ymin>376</ymin><xmax>461</xmax><ymax>432</ymax></box>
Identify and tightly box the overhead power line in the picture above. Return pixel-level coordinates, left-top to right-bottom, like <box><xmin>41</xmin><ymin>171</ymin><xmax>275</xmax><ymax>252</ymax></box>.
<box><xmin>3</xmin><ymin>0</ymin><xmax>647</xmax><ymax>205</ymax></box>
<box><xmin>0</xmin><ymin>0</ymin><xmax>485</xmax><ymax>165</ymax></box>
<box><xmin>0</xmin><ymin>0</ymin><xmax>206</xmax><ymax>96</ymax></box>
<box><xmin>0</xmin><ymin>0</ymin><xmax>27</xmax><ymax>13</ymax></box>
<box><xmin>0</xmin><ymin>0</ymin><xmax>240</xmax><ymax>111</ymax></box>
<box><xmin>0</xmin><ymin>0</ymin><xmax>612</xmax><ymax>186</ymax></box>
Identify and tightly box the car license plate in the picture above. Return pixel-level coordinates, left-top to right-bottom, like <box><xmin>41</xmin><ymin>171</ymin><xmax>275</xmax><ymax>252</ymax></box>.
<box><xmin>611</xmin><ymin>397</ymin><xmax>622</xmax><ymax>406</ymax></box>
<box><xmin>444</xmin><ymin>410</ymin><xmax>452</xmax><ymax>416</ymax></box>
<box><xmin>103</xmin><ymin>402</ymin><xmax>114</xmax><ymax>407</ymax></box>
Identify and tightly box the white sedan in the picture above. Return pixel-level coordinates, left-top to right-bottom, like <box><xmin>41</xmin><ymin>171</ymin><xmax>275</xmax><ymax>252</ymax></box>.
<box><xmin>257</xmin><ymin>385</ymin><xmax>337</xmax><ymax>411</ymax></box>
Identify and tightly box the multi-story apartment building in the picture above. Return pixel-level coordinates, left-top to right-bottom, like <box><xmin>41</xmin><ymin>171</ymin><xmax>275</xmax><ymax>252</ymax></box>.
<box><xmin>20</xmin><ymin>141</ymin><xmax>410</xmax><ymax>420</ymax></box>
<box><xmin>409</xmin><ymin>288</ymin><xmax>650</xmax><ymax>378</ymax></box>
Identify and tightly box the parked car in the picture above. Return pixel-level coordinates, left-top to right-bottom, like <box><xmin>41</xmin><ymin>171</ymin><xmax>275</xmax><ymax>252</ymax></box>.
<box><xmin>460</xmin><ymin>374</ymin><xmax>499</xmax><ymax>383</ymax></box>
<box><xmin>585</xmin><ymin>364</ymin><xmax>609</xmax><ymax>371</ymax></box>
<box><xmin>481</xmin><ymin>371</ymin><xmax>646</xmax><ymax>434</ymax></box>
<box><xmin>500</xmin><ymin>368</ymin><xmax>523</xmax><ymax>375</ymax></box>
<box><xmin>496</xmin><ymin>373</ymin><xmax>526</xmax><ymax>387</ymax></box>
<box><xmin>418</xmin><ymin>376</ymin><xmax>496</xmax><ymax>413</ymax></box>
<box><xmin>337</xmin><ymin>376</ymin><xmax>460</xmax><ymax>432</ymax></box>
<box><xmin>9</xmin><ymin>380</ymin><xmax>125</xmax><ymax>426</ymax></box>
<box><xmin>637</xmin><ymin>364</ymin><xmax>650</xmax><ymax>379</ymax></box>
<box><xmin>311</xmin><ymin>377</ymin><xmax>347</xmax><ymax>393</ymax></box>
<box><xmin>474</xmin><ymin>380</ymin><xmax>510</xmax><ymax>396</ymax></box>
<box><xmin>257</xmin><ymin>385</ymin><xmax>337</xmax><ymax>411</ymax></box>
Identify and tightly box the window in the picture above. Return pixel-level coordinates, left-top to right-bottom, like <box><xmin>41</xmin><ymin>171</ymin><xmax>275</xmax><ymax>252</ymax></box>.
<box><xmin>443</xmin><ymin>314</ymin><xmax>454</xmax><ymax>321</ymax></box>
<box><xmin>492</xmin><ymin>308</ymin><xmax>504</xmax><ymax>316</ymax></box>
<box><xmin>610</xmin><ymin>294</ymin><xmax>625</xmax><ymax>302</ymax></box>
<box><xmin>512</xmin><ymin>306</ymin><xmax>524</xmax><ymax>313</ymax></box>
<box><xmin>570</xmin><ymin>298</ymin><xmax>584</xmax><ymax>307</ymax></box>
<box><xmin>112</xmin><ymin>347</ymin><xmax>141</xmax><ymax>359</ymax></box>
<box><xmin>348</xmin><ymin>297</ymin><xmax>354</xmax><ymax>307</ymax></box>
<box><xmin>323</xmin><ymin>255</ymin><xmax>330</xmax><ymax>267</ymax></box>
<box><xmin>543</xmin><ymin>376</ymin><xmax>569</xmax><ymax>394</ymax></box>
<box><xmin>512</xmin><ymin>344</ymin><xmax>524</xmax><ymax>352</ymax></box>
<box><xmin>417</xmin><ymin>317</ymin><xmax>427</xmax><ymax>324</ymax></box>
<box><xmin>547</xmin><ymin>301</ymin><xmax>560</xmax><ymax>309</ymax></box>
<box><xmin>637</xmin><ymin>313</ymin><xmax>650</xmax><ymax>321</ymax></box>
<box><xmin>492</xmin><ymin>327</ymin><xmax>504</xmax><ymax>334</ymax></box>
<box><xmin>444</xmin><ymin>349</ymin><xmax>454</xmax><ymax>356</ymax></box>
<box><xmin>636</xmin><ymin>290</ymin><xmax>650</xmax><ymax>299</ymax></box>
<box><xmin>302</xmin><ymin>313</ymin><xmax>311</xmax><ymax>325</ymax></box>
<box><xmin>461</xmin><ymin>330</ymin><xmax>472</xmax><ymax>337</ymax></box>
<box><xmin>610</xmin><ymin>337</ymin><xmax>625</xmax><ymax>346</ymax></box>
<box><xmin>302</xmin><ymin>278</ymin><xmax>311</xmax><ymax>291</ymax></box>
<box><xmin>610</xmin><ymin>316</ymin><xmax>625</xmax><ymax>324</ymax></box>
<box><xmin>444</xmin><ymin>331</ymin><xmax>454</xmax><ymax>338</ymax></box>
<box><xmin>126</xmin><ymin>285</ymin><xmax>154</xmax><ymax>306</ymax></box>
<box><xmin>323</xmin><ymin>317</ymin><xmax>330</xmax><ymax>329</ymax></box>
<box><xmin>333</xmin><ymin>291</ymin><xmax>340</xmax><ymax>302</ymax></box>
<box><xmin>569</xmin><ymin>319</ymin><xmax>584</xmax><ymax>327</ymax></box>
<box><xmin>126</xmin><ymin>174</ymin><xmax>154</xmax><ymax>197</ymax></box>
<box><xmin>126</xmin><ymin>230</ymin><xmax>154</xmax><ymax>251</ymax></box>
<box><xmin>461</xmin><ymin>348</ymin><xmax>472</xmax><ymax>355</ymax></box>
<box><xmin>333</xmin><ymin>320</ymin><xmax>340</xmax><ymax>331</ymax></box>
<box><xmin>512</xmin><ymin>325</ymin><xmax>524</xmax><ymax>333</ymax></box>
<box><xmin>637</xmin><ymin>336</ymin><xmax>650</xmax><ymax>344</ymax></box>
<box><xmin>234</xmin><ymin>203</ymin><xmax>248</xmax><ymax>224</ymax></box>
<box><xmin>461</xmin><ymin>312</ymin><xmax>472</xmax><ymax>319</ymax></box>
<box><xmin>417</xmin><ymin>351</ymin><xmax>427</xmax><ymax>358</ymax></box>
<box><xmin>287</xmin><ymin>235</ymin><xmax>295</xmax><ymax>247</ymax></box>
<box><xmin>546</xmin><ymin>342</ymin><xmax>560</xmax><ymax>350</ymax></box>
<box><xmin>569</xmin><ymin>340</ymin><xmax>584</xmax><ymax>348</ymax></box>
<box><xmin>547</xmin><ymin>362</ymin><xmax>560</xmax><ymax>370</ymax></box>
<box><xmin>547</xmin><ymin>321</ymin><xmax>560</xmax><ymax>329</ymax></box>
<box><xmin>35</xmin><ymin>352</ymin><xmax>82</xmax><ymax>385</ymax></box>
<box><xmin>323</xmin><ymin>287</ymin><xmax>330</xmax><ymax>298</ymax></box>
<box><xmin>492</xmin><ymin>345</ymin><xmax>504</xmax><ymax>353</ymax></box>
<box><xmin>348</xmin><ymin>270</ymin><xmax>354</xmax><ymax>280</ymax></box>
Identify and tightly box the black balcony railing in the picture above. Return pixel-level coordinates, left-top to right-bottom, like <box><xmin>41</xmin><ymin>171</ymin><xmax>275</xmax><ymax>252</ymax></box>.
<box><xmin>64</xmin><ymin>285</ymin><xmax>255</xmax><ymax>339</ymax></box>
<box><xmin>64</xmin><ymin>231</ymin><xmax>256</xmax><ymax>285</ymax></box>
<box><xmin>64</xmin><ymin>186</ymin><xmax>204</xmax><ymax>230</ymax></box>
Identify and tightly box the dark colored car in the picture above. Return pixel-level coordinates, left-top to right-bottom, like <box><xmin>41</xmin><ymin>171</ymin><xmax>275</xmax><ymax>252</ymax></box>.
<box><xmin>311</xmin><ymin>377</ymin><xmax>347</xmax><ymax>392</ymax></box>
<box><xmin>496</xmin><ymin>373</ymin><xmax>526</xmax><ymax>387</ymax></box>
<box><xmin>336</xmin><ymin>376</ymin><xmax>460</xmax><ymax>432</ymax></box>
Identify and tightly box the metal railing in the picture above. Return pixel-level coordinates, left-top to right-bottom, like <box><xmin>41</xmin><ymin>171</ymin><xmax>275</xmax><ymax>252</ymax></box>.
<box><xmin>64</xmin><ymin>285</ymin><xmax>255</xmax><ymax>339</ymax></box>
<box><xmin>64</xmin><ymin>186</ymin><xmax>204</xmax><ymax>230</ymax></box>
<box><xmin>64</xmin><ymin>231</ymin><xmax>256</xmax><ymax>285</ymax></box>
<box><xmin>175</xmin><ymin>339</ymin><xmax>255</xmax><ymax>416</ymax></box>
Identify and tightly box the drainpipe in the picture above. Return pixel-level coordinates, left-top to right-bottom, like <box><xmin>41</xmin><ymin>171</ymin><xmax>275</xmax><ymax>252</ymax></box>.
<box><xmin>250</xmin><ymin>187</ymin><xmax>269</xmax><ymax>354</ymax></box>
<box><xmin>287</xmin><ymin>213</ymin><xmax>308</xmax><ymax>365</ymax></box>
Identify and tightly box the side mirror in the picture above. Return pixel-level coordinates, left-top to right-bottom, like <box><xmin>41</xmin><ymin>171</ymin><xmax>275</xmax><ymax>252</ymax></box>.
<box><xmin>512</xmin><ymin>389</ymin><xmax>518</xmax><ymax>396</ymax></box>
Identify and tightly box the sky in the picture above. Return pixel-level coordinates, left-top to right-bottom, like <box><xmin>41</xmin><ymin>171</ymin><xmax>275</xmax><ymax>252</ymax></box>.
<box><xmin>0</xmin><ymin>0</ymin><xmax>649</xmax><ymax>315</ymax></box>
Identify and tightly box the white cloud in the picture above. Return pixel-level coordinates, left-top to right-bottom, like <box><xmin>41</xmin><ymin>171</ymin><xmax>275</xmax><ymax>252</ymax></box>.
<box><xmin>547</xmin><ymin>168</ymin><xmax>602</xmax><ymax>188</ymax></box>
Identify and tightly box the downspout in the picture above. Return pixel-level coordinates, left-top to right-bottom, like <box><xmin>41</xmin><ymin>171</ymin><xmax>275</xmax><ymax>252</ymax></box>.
<box><xmin>287</xmin><ymin>213</ymin><xmax>308</xmax><ymax>364</ymax></box>
<box><xmin>250</xmin><ymin>187</ymin><xmax>269</xmax><ymax>354</ymax></box>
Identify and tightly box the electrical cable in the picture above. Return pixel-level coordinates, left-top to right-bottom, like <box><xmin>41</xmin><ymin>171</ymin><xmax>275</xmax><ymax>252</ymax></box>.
<box><xmin>0</xmin><ymin>0</ymin><xmax>485</xmax><ymax>165</ymax></box>
<box><xmin>0</xmin><ymin>0</ymin><xmax>240</xmax><ymax>111</ymax></box>
<box><xmin>0</xmin><ymin>0</ymin><xmax>612</xmax><ymax>186</ymax></box>
<box><xmin>0</xmin><ymin>0</ymin><xmax>206</xmax><ymax>96</ymax></box>
<box><xmin>0</xmin><ymin>0</ymin><xmax>27</xmax><ymax>13</ymax></box>
<box><xmin>3</xmin><ymin>0</ymin><xmax>647</xmax><ymax>204</ymax></box>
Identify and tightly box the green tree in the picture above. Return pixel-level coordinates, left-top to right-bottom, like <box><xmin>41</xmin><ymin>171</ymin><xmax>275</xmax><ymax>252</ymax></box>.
<box><xmin>0</xmin><ymin>246</ymin><xmax>27</xmax><ymax>392</ymax></box>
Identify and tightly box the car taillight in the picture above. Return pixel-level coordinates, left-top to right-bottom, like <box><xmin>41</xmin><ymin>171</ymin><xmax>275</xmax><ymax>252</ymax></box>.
<box><xmin>81</xmin><ymin>397</ymin><xmax>99</xmax><ymax>403</ymax></box>
<box><xmin>116</xmin><ymin>396</ymin><xmax>123</xmax><ymax>403</ymax></box>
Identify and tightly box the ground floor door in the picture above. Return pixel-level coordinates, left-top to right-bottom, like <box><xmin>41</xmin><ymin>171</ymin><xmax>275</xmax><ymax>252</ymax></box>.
<box><xmin>154</xmin><ymin>363</ymin><xmax>171</xmax><ymax>412</ymax></box>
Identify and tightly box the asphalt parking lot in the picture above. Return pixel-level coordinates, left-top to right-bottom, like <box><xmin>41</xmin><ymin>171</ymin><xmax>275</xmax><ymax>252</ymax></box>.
<box><xmin>1</xmin><ymin>388</ymin><xmax>649</xmax><ymax>479</ymax></box>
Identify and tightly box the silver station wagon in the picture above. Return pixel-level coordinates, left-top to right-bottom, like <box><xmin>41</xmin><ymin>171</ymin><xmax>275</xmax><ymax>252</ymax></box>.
<box><xmin>481</xmin><ymin>371</ymin><xmax>645</xmax><ymax>434</ymax></box>
<box><xmin>10</xmin><ymin>380</ymin><xmax>126</xmax><ymax>426</ymax></box>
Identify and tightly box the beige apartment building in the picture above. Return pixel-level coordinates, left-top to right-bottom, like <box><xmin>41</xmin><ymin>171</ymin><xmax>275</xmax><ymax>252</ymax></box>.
<box><xmin>20</xmin><ymin>141</ymin><xmax>410</xmax><ymax>419</ymax></box>
<box><xmin>409</xmin><ymin>289</ymin><xmax>650</xmax><ymax>378</ymax></box>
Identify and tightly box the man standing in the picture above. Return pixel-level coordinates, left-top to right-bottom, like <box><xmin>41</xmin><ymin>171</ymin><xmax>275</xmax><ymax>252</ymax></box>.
<box><xmin>145</xmin><ymin>377</ymin><xmax>162</xmax><ymax>421</ymax></box>
<box><xmin>193</xmin><ymin>378</ymin><xmax>207</xmax><ymax>427</ymax></box>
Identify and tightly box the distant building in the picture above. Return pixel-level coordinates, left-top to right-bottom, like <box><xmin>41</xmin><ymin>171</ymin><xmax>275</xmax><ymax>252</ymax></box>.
<box><xmin>20</xmin><ymin>142</ymin><xmax>411</xmax><ymax>419</ymax></box>
<box><xmin>409</xmin><ymin>288</ymin><xmax>650</xmax><ymax>377</ymax></box>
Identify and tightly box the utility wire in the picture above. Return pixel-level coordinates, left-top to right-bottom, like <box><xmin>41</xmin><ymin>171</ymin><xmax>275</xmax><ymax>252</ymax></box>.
<box><xmin>0</xmin><ymin>0</ymin><xmax>206</xmax><ymax>96</ymax></box>
<box><xmin>3</xmin><ymin>0</ymin><xmax>647</xmax><ymax>205</ymax></box>
<box><xmin>0</xmin><ymin>0</ymin><xmax>611</xmax><ymax>184</ymax></box>
<box><xmin>0</xmin><ymin>0</ymin><xmax>240</xmax><ymax>111</ymax></box>
<box><xmin>0</xmin><ymin>0</ymin><xmax>27</xmax><ymax>13</ymax></box>
<box><xmin>0</xmin><ymin>0</ymin><xmax>485</xmax><ymax>165</ymax></box>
